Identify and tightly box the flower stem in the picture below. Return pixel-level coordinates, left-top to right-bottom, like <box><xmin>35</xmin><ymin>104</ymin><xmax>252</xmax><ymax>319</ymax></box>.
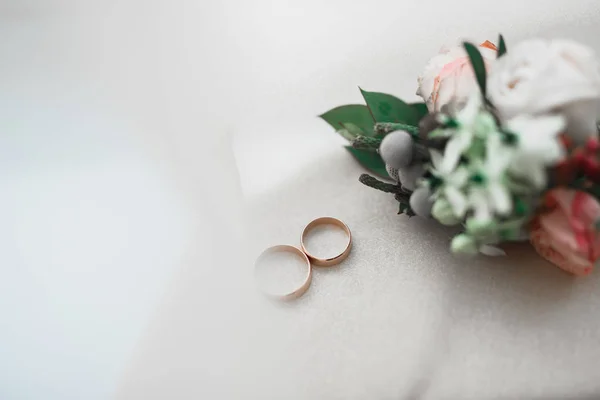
<box><xmin>358</xmin><ymin>173</ymin><xmax>412</xmax><ymax>199</ymax></box>
<box><xmin>359</xmin><ymin>174</ymin><xmax>414</xmax><ymax>215</ymax></box>
<box><xmin>374</xmin><ymin>122</ymin><xmax>419</xmax><ymax>138</ymax></box>
<box><xmin>359</xmin><ymin>174</ymin><xmax>398</xmax><ymax>193</ymax></box>
<box><xmin>352</xmin><ymin>136</ymin><xmax>382</xmax><ymax>151</ymax></box>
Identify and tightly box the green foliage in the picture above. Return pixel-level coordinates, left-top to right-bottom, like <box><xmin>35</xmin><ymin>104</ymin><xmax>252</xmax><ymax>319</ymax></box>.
<box><xmin>359</xmin><ymin>88</ymin><xmax>421</xmax><ymax>126</ymax></box>
<box><xmin>463</xmin><ymin>42</ymin><xmax>487</xmax><ymax>96</ymax></box>
<box><xmin>497</xmin><ymin>34</ymin><xmax>507</xmax><ymax>57</ymax></box>
<box><xmin>345</xmin><ymin>146</ymin><xmax>389</xmax><ymax>178</ymax></box>
<box><xmin>409</xmin><ymin>102</ymin><xmax>429</xmax><ymax>122</ymax></box>
<box><xmin>321</xmin><ymin>89</ymin><xmax>425</xmax><ymax>180</ymax></box>
<box><xmin>319</xmin><ymin>105</ymin><xmax>375</xmax><ymax>138</ymax></box>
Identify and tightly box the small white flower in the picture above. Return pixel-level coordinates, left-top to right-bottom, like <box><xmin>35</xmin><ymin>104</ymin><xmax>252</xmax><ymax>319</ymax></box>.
<box><xmin>428</xmin><ymin>150</ymin><xmax>469</xmax><ymax>217</ymax></box>
<box><xmin>431</xmin><ymin>198</ymin><xmax>463</xmax><ymax>226</ymax></box>
<box><xmin>450</xmin><ymin>233</ymin><xmax>479</xmax><ymax>255</ymax></box>
<box><xmin>436</xmin><ymin>92</ymin><xmax>485</xmax><ymax>172</ymax></box>
<box><xmin>503</xmin><ymin>114</ymin><xmax>566</xmax><ymax>188</ymax></box>
<box><xmin>466</xmin><ymin>134</ymin><xmax>513</xmax><ymax>221</ymax></box>
<box><xmin>479</xmin><ymin>244</ymin><xmax>506</xmax><ymax>256</ymax></box>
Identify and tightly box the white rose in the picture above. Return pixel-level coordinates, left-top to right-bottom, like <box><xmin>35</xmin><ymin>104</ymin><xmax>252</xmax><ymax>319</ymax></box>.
<box><xmin>488</xmin><ymin>39</ymin><xmax>600</xmax><ymax>144</ymax></box>
<box><xmin>417</xmin><ymin>41</ymin><xmax>498</xmax><ymax>112</ymax></box>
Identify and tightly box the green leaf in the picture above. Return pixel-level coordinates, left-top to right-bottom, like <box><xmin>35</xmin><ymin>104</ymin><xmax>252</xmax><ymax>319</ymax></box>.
<box><xmin>409</xmin><ymin>102</ymin><xmax>429</xmax><ymax>122</ymax></box>
<box><xmin>336</xmin><ymin>128</ymin><xmax>356</xmax><ymax>141</ymax></box>
<box><xmin>463</xmin><ymin>42</ymin><xmax>487</xmax><ymax>96</ymax></box>
<box><xmin>497</xmin><ymin>34</ymin><xmax>507</xmax><ymax>57</ymax></box>
<box><xmin>335</xmin><ymin>123</ymin><xmax>372</xmax><ymax>142</ymax></box>
<box><xmin>345</xmin><ymin>146</ymin><xmax>389</xmax><ymax>179</ymax></box>
<box><xmin>319</xmin><ymin>105</ymin><xmax>375</xmax><ymax>137</ymax></box>
<box><xmin>341</xmin><ymin>122</ymin><xmax>364</xmax><ymax>137</ymax></box>
<box><xmin>359</xmin><ymin>88</ymin><xmax>420</xmax><ymax>126</ymax></box>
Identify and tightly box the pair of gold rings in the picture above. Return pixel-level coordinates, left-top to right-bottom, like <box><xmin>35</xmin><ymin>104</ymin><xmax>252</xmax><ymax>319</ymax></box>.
<box><xmin>254</xmin><ymin>217</ymin><xmax>352</xmax><ymax>300</ymax></box>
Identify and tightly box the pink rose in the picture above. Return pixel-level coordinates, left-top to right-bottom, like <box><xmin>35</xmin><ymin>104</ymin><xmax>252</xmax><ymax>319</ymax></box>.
<box><xmin>417</xmin><ymin>41</ymin><xmax>497</xmax><ymax>112</ymax></box>
<box><xmin>530</xmin><ymin>188</ymin><xmax>600</xmax><ymax>275</ymax></box>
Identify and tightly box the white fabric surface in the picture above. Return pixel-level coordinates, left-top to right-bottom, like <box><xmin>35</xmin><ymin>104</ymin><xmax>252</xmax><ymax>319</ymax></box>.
<box><xmin>117</xmin><ymin>2</ymin><xmax>600</xmax><ymax>396</ymax></box>
<box><xmin>120</xmin><ymin>123</ymin><xmax>600</xmax><ymax>400</ymax></box>
<box><xmin>1</xmin><ymin>2</ymin><xmax>244</xmax><ymax>399</ymax></box>
<box><xmin>5</xmin><ymin>1</ymin><xmax>600</xmax><ymax>399</ymax></box>
<box><xmin>238</xmin><ymin>127</ymin><xmax>600</xmax><ymax>399</ymax></box>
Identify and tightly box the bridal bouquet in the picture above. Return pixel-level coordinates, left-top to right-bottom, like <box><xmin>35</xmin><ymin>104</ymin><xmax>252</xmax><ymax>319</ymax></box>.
<box><xmin>320</xmin><ymin>36</ymin><xmax>600</xmax><ymax>275</ymax></box>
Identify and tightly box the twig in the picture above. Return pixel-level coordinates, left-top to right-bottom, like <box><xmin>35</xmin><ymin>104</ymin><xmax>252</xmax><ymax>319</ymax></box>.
<box><xmin>359</xmin><ymin>174</ymin><xmax>399</xmax><ymax>193</ymax></box>
<box><xmin>374</xmin><ymin>122</ymin><xmax>419</xmax><ymax>137</ymax></box>
<box><xmin>352</xmin><ymin>136</ymin><xmax>382</xmax><ymax>151</ymax></box>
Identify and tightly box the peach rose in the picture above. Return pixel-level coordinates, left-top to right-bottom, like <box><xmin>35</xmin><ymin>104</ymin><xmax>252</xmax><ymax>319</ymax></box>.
<box><xmin>417</xmin><ymin>40</ymin><xmax>497</xmax><ymax>112</ymax></box>
<box><xmin>530</xmin><ymin>188</ymin><xmax>600</xmax><ymax>275</ymax></box>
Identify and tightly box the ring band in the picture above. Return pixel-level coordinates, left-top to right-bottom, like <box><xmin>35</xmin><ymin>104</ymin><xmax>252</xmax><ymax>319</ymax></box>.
<box><xmin>301</xmin><ymin>217</ymin><xmax>352</xmax><ymax>267</ymax></box>
<box><xmin>254</xmin><ymin>245</ymin><xmax>312</xmax><ymax>300</ymax></box>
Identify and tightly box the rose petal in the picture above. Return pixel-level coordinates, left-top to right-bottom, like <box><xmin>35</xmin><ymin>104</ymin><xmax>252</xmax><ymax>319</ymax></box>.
<box><xmin>539</xmin><ymin>210</ymin><xmax>580</xmax><ymax>252</ymax></box>
<box><xmin>488</xmin><ymin>38</ymin><xmax>600</xmax><ymax>124</ymax></box>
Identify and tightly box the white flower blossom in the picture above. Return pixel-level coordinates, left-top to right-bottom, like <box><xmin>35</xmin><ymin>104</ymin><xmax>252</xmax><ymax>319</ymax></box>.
<box><xmin>428</xmin><ymin>150</ymin><xmax>470</xmax><ymax>218</ymax></box>
<box><xmin>488</xmin><ymin>39</ymin><xmax>600</xmax><ymax>144</ymax></box>
<box><xmin>466</xmin><ymin>133</ymin><xmax>513</xmax><ymax>222</ymax></box>
<box><xmin>503</xmin><ymin>114</ymin><xmax>566</xmax><ymax>188</ymax></box>
<box><xmin>435</xmin><ymin>92</ymin><xmax>485</xmax><ymax>172</ymax></box>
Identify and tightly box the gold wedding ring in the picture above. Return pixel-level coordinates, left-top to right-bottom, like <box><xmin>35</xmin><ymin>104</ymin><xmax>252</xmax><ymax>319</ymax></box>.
<box><xmin>301</xmin><ymin>217</ymin><xmax>352</xmax><ymax>267</ymax></box>
<box><xmin>254</xmin><ymin>245</ymin><xmax>312</xmax><ymax>301</ymax></box>
<box><xmin>255</xmin><ymin>217</ymin><xmax>352</xmax><ymax>300</ymax></box>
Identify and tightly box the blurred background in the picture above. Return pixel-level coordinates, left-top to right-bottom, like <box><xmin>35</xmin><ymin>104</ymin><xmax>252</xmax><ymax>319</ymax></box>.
<box><xmin>2</xmin><ymin>1</ymin><xmax>600</xmax><ymax>399</ymax></box>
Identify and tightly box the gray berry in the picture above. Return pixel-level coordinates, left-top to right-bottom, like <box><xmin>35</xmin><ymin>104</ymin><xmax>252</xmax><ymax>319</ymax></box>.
<box><xmin>398</xmin><ymin>163</ymin><xmax>425</xmax><ymax>191</ymax></box>
<box><xmin>409</xmin><ymin>187</ymin><xmax>433</xmax><ymax>218</ymax></box>
<box><xmin>386</xmin><ymin>164</ymin><xmax>400</xmax><ymax>182</ymax></box>
<box><xmin>379</xmin><ymin>130</ymin><xmax>413</xmax><ymax>169</ymax></box>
